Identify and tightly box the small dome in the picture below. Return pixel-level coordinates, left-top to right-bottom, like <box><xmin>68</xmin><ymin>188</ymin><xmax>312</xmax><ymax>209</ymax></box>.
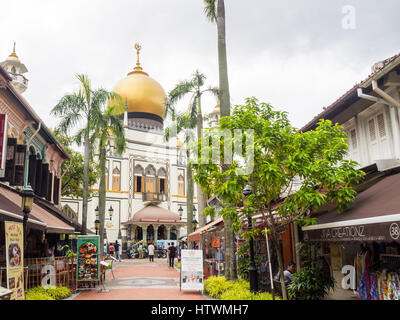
<box><xmin>133</xmin><ymin>205</ymin><xmax>180</xmax><ymax>221</ymax></box>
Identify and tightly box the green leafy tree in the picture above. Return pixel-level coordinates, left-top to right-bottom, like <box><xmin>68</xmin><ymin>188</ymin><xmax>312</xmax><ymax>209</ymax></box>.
<box><xmin>203</xmin><ymin>0</ymin><xmax>236</xmax><ymax>280</ymax></box>
<box><xmin>53</xmin><ymin>129</ymin><xmax>99</xmax><ymax>198</ymax></box>
<box><xmin>192</xmin><ymin>97</ymin><xmax>364</xmax><ymax>299</ymax></box>
<box><xmin>90</xmin><ymin>102</ymin><xmax>126</xmax><ymax>251</ymax></box>
<box><xmin>166</xmin><ymin>70</ymin><xmax>218</xmax><ymax>235</ymax></box>
<box><xmin>51</xmin><ymin>74</ymin><xmax>110</xmax><ymax>234</ymax></box>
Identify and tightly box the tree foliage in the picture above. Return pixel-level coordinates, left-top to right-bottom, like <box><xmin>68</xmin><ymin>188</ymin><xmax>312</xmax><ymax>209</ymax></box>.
<box><xmin>53</xmin><ymin>129</ymin><xmax>99</xmax><ymax>198</ymax></box>
<box><xmin>192</xmin><ymin>97</ymin><xmax>365</xmax><ymax>299</ymax></box>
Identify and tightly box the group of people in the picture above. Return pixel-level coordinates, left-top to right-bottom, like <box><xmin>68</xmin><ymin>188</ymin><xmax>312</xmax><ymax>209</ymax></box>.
<box><xmin>104</xmin><ymin>240</ymin><xmax>121</xmax><ymax>261</ymax></box>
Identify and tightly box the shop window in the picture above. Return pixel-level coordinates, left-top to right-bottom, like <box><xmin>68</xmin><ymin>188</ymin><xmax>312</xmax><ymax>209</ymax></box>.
<box><xmin>112</xmin><ymin>167</ymin><xmax>120</xmax><ymax>191</ymax></box>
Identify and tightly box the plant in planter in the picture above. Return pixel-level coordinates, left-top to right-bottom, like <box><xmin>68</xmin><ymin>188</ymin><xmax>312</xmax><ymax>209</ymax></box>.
<box><xmin>287</xmin><ymin>264</ymin><xmax>335</xmax><ymax>300</ymax></box>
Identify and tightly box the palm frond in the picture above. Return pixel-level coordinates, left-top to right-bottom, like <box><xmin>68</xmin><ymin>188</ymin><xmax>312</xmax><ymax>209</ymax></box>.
<box><xmin>202</xmin><ymin>86</ymin><xmax>219</xmax><ymax>98</ymax></box>
<box><xmin>203</xmin><ymin>0</ymin><xmax>217</xmax><ymax>23</ymax></box>
<box><xmin>167</xmin><ymin>80</ymin><xmax>195</xmax><ymax>107</ymax></box>
<box><xmin>192</xmin><ymin>70</ymin><xmax>206</xmax><ymax>88</ymax></box>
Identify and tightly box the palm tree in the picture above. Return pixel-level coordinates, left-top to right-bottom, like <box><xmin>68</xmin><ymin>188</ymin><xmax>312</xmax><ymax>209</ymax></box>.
<box><xmin>90</xmin><ymin>101</ymin><xmax>126</xmax><ymax>252</ymax></box>
<box><xmin>51</xmin><ymin>74</ymin><xmax>108</xmax><ymax>235</ymax></box>
<box><xmin>203</xmin><ymin>0</ymin><xmax>236</xmax><ymax>280</ymax></box>
<box><xmin>164</xmin><ymin>113</ymin><xmax>197</xmax><ymax>248</ymax></box>
<box><xmin>166</xmin><ymin>70</ymin><xmax>218</xmax><ymax>231</ymax></box>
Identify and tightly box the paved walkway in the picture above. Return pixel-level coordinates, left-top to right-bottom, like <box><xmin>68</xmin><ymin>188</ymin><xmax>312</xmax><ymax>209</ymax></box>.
<box><xmin>73</xmin><ymin>258</ymin><xmax>205</xmax><ymax>300</ymax></box>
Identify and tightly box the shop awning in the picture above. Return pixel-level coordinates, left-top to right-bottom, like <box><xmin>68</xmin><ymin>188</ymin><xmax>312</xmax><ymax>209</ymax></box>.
<box><xmin>188</xmin><ymin>217</ymin><xmax>224</xmax><ymax>242</ymax></box>
<box><xmin>302</xmin><ymin>173</ymin><xmax>400</xmax><ymax>243</ymax></box>
<box><xmin>0</xmin><ymin>193</ymin><xmax>46</xmax><ymax>230</ymax></box>
<box><xmin>0</xmin><ymin>186</ymin><xmax>75</xmax><ymax>234</ymax></box>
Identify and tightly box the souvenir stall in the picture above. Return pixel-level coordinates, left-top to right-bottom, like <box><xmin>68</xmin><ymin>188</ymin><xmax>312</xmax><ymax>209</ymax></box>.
<box><xmin>203</xmin><ymin>223</ymin><xmax>225</xmax><ymax>278</ymax></box>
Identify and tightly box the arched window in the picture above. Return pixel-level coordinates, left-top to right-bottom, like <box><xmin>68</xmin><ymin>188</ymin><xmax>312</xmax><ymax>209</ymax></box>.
<box><xmin>144</xmin><ymin>165</ymin><xmax>156</xmax><ymax>193</ymax></box>
<box><xmin>178</xmin><ymin>175</ymin><xmax>185</xmax><ymax>196</ymax></box>
<box><xmin>112</xmin><ymin>167</ymin><xmax>120</xmax><ymax>191</ymax></box>
<box><xmin>63</xmin><ymin>205</ymin><xmax>78</xmax><ymax>222</ymax></box>
<box><xmin>134</xmin><ymin>165</ymin><xmax>143</xmax><ymax>193</ymax></box>
<box><xmin>11</xmin><ymin>66</ymin><xmax>16</xmax><ymax>74</ymax></box>
<box><xmin>158</xmin><ymin>168</ymin><xmax>167</xmax><ymax>195</ymax></box>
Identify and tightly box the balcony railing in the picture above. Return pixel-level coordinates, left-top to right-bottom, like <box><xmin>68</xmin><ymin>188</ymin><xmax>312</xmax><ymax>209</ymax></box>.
<box><xmin>142</xmin><ymin>192</ymin><xmax>166</xmax><ymax>202</ymax></box>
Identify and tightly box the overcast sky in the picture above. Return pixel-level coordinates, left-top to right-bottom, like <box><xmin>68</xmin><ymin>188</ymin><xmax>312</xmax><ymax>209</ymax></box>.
<box><xmin>1</xmin><ymin>0</ymin><xmax>399</xmax><ymax>133</ymax></box>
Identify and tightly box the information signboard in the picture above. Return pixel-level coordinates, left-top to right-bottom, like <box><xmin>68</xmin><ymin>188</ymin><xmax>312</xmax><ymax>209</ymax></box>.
<box><xmin>77</xmin><ymin>235</ymin><xmax>100</xmax><ymax>282</ymax></box>
<box><xmin>5</xmin><ymin>221</ymin><xmax>24</xmax><ymax>300</ymax></box>
<box><xmin>180</xmin><ymin>249</ymin><xmax>203</xmax><ymax>291</ymax></box>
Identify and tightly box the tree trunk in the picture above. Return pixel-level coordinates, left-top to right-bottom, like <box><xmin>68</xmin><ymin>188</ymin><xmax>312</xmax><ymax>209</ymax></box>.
<box><xmin>186</xmin><ymin>149</ymin><xmax>194</xmax><ymax>248</ymax></box>
<box><xmin>99</xmin><ymin>146</ymin><xmax>106</xmax><ymax>254</ymax></box>
<box><xmin>81</xmin><ymin>134</ymin><xmax>90</xmax><ymax>235</ymax></box>
<box><xmin>216</xmin><ymin>0</ymin><xmax>235</xmax><ymax>280</ymax></box>
<box><xmin>196</xmin><ymin>95</ymin><xmax>207</xmax><ymax>255</ymax></box>
<box><xmin>217</xmin><ymin>0</ymin><xmax>231</xmax><ymax>118</ymax></box>
<box><xmin>270</xmin><ymin>222</ymin><xmax>288</xmax><ymax>300</ymax></box>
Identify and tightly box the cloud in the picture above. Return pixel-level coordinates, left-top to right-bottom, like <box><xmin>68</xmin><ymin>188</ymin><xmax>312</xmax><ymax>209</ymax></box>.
<box><xmin>0</xmin><ymin>0</ymin><xmax>398</xmax><ymax>133</ymax></box>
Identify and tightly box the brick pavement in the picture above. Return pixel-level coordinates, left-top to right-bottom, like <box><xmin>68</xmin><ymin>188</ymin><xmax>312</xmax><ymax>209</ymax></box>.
<box><xmin>73</xmin><ymin>258</ymin><xmax>205</xmax><ymax>300</ymax></box>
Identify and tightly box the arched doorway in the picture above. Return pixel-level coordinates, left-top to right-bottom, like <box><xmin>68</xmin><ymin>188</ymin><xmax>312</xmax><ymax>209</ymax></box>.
<box><xmin>147</xmin><ymin>225</ymin><xmax>154</xmax><ymax>242</ymax></box>
<box><xmin>135</xmin><ymin>226</ymin><xmax>143</xmax><ymax>241</ymax></box>
<box><xmin>170</xmin><ymin>227</ymin><xmax>177</xmax><ymax>240</ymax></box>
<box><xmin>158</xmin><ymin>225</ymin><xmax>166</xmax><ymax>240</ymax></box>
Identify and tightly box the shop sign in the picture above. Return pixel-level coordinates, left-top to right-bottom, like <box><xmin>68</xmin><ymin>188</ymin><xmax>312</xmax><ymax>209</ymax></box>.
<box><xmin>211</xmin><ymin>238</ymin><xmax>221</xmax><ymax>248</ymax></box>
<box><xmin>0</xmin><ymin>114</ymin><xmax>8</xmax><ymax>178</ymax></box>
<box><xmin>180</xmin><ymin>249</ymin><xmax>203</xmax><ymax>291</ymax></box>
<box><xmin>5</xmin><ymin>222</ymin><xmax>24</xmax><ymax>300</ymax></box>
<box><xmin>76</xmin><ymin>235</ymin><xmax>100</xmax><ymax>282</ymax></box>
<box><xmin>304</xmin><ymin>221</ymin><xmax>400</xmax><ymax>243</ymax></box>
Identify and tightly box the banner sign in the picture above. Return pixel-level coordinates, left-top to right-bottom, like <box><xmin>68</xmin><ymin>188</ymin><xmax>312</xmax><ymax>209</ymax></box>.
<box><xmin>5</xmin><ymin>222</ymin><xmax>25</xmax><ymax>300</ymax></box>
<box><xmin>303</xmin><ymin>221</ymin><xmax>400</xmax><ymax>243</ymax></box>
<box><xmin>0</xmin><ymin>114</ymin><xmax>8</xmax><ymax>178</ymax></box>
<box><xmin>77</xmin><ymin>235</ymin><xmax>100</xmax><ymax>281</ymax></box>
<box><xmin>180</xmin><ymin>249</ymin><xmax>203</xmax><ymax>291</ymax></box>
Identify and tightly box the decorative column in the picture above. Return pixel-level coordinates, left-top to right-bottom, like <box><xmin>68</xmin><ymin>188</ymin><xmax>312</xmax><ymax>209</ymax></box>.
<box><xmin>154</xmin><ymin>225</ymin><xmax>159</xmax><ymax>242</ymax></box>
<box><xmin>142</xmin><ymin>225</ymin><xmax>148</xmax><ymax>243</ymax></box>
<box><xmin>166</xmin><ymin>226</ymin><xmax>171</xmax><ymax>240</ymax></box>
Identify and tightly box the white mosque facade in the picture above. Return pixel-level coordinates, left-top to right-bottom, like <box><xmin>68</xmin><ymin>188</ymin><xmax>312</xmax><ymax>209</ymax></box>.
<box><xmin>61</xmin><ymin>45</ymin><xmax>207</xmax><ymax>250</ymax></box>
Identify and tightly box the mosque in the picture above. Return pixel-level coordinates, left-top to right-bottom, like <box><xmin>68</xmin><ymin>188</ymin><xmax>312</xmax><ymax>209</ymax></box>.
<box><xmin>61</xmin><ymin>44</ymin><xmax>220</xmax><ymax>250</ymax></box>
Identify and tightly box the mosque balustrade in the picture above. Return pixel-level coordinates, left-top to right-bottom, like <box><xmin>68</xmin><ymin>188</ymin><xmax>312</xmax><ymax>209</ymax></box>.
<box><xmin>142</xmin><ymin>192</ymin><xmax>166</xmax><ymax>202</ymax></box>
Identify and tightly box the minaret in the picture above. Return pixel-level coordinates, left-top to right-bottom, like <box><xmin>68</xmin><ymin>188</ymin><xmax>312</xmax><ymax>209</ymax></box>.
<box><xmin>0</xmin><ymin>42</ymin><xmax>29</xmax><ymax>93</ymax></box>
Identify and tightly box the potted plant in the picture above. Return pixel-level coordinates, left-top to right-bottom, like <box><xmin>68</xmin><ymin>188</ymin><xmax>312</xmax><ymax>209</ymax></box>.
<box><xmin>287</xmin><ymin>263</ymin><xmax>335</xmax><ymax>300</ymax></box>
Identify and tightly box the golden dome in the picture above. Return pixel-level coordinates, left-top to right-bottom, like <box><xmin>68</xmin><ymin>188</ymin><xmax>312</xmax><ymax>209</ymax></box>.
<box><xmin>112</xmin><ymin>43</ymin><xmax>166</xmax><ymax>119</ymax></box>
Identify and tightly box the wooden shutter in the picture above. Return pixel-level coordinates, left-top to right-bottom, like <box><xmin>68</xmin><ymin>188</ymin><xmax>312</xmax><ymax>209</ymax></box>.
<box><xmin>28</xmin><ymin>154</ymin><xmax>37</xmax><ymax>190</ymax></box>
<box><xmin>53</xmin><ymin>176</ymin><xmax>59</xmax><ymax>204</ymax></box>
<box><xmin>46</xmin><ymin>172</ymin><xmax>53</xmax><ymax>201</ymax></box>
<box><xmin>41</xmin><ymin>163</ymin><xmax>49</xmax><ymax>197</ymax></box>
<box><xmin>35</xmin><ymin>160</ymin><xmax>42</xmax><ymax>195</ymax></box>
<box><xmin>3</xmin><ymin>138</ymin><xmax>16</xmax><ymax>183</ymax></box>
<box><xmin>13</xmin><ymin>144</ymin><xmax>26</xmax><ymax>186</ymax></box>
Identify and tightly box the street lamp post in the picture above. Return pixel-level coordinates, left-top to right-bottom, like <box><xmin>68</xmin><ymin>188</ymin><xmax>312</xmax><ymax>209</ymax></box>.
<box><xmin>21</xmin><ymin>184</ymin><xmax>34</xmax><ymax>253</ymax></box>
<box><xmin>242</xmin><ymin>184</ymin><xmax>258</xmax><ymax>293</ymax></box>
<box><xmin>108</xmin><ymin>205</ymin><xmax>113</xmax><ymax>220</ymax></box>
<box><xmin>94</xmin><ymin>219</ymin><xmax>100</xmax><ymax>235</ymax></box>
<box><xmin>178</xmin><ymin>205</ymin><xmax>183</xmax><ymax>220</ymax></box>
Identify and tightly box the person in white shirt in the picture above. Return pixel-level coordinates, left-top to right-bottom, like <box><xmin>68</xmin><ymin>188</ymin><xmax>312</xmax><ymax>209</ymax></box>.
<box><xmin>148</xmin><ymin>243</ymin><xmax>155</xmax><ymax>262</ymax></box>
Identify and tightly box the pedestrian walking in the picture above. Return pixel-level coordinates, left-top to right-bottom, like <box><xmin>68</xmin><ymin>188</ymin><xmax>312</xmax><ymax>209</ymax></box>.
<box><xmin>138</xmin><ymin>243</ymin><xmax>143</xmax><ymax>259</ymax></box>
<box><xmin>168</xmin><ymin>243</ymin><xmax>177</xmax><ymax>268</ymax></box>
<box><xmin>148</xmin><ymin>243</ymin><xmax>155</xmax><ymax>262</ymax></box>
<box><xmin>109</xmin><ymin>243</ymin><xmax>115</xmax><ymax>257</ymax></box>
<box><xmin>114</xmin><ymin>240</ymin><xmax>121</xmax><ymax>261</ymax></box>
